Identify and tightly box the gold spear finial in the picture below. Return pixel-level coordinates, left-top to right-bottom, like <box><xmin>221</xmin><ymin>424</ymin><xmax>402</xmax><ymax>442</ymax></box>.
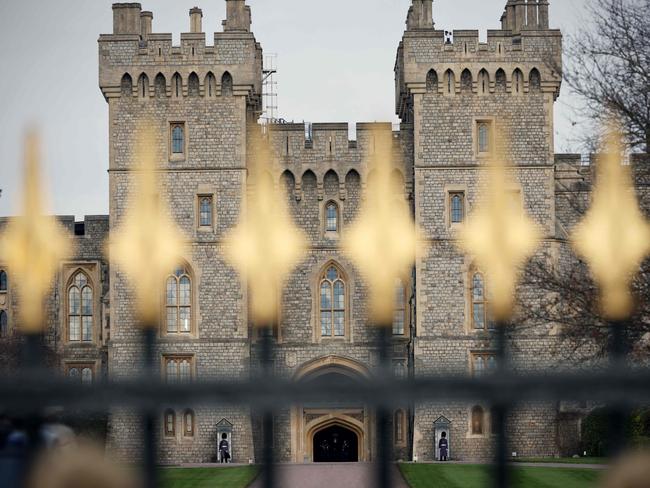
<box><xmin>343</xmin><ymin>128</ymin><xmax>424</xmax><ymax>324</ymax></box>
<box><xmin>224</xmin><ymin>135</ymin><xmax>307</xmax><ymax>325</ymax></box>
<box><xmin>458</xmin><ymin>152</ymin><xmax>541</xmax><ymax>322</ymax></box>
<box><xmin>572</xmin><ymin>124</ymin><xmax>650</xmax><ymax>319</ymax></box>
<box><xmin>109</xmin><ymin>126</ymin><xmax>184</xmax><ymax>324</ymax></box>
<box><xmin>0</xmin><ymin>131</ymin><xmax>72</xmax><ymax>332</ymax></box>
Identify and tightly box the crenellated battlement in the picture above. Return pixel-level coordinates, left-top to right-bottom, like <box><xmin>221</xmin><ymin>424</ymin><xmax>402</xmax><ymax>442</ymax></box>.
<box><xmin>99</xmin><ymin>2</ymin><xmax>262</xmax><ymax>106</ymax></box>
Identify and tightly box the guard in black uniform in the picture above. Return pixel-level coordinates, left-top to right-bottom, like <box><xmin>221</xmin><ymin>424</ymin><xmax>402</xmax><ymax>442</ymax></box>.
<box><xmin>438</xmin><ymin>431</ymin><xmax>448</xmax><ymax>461</ymax></box>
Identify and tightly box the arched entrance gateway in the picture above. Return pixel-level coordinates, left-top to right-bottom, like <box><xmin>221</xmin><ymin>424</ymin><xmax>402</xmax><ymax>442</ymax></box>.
<box><xmin>290</xmin><ymin>356</ymin><xmax>372</xmax><ymax>463</ymax></box>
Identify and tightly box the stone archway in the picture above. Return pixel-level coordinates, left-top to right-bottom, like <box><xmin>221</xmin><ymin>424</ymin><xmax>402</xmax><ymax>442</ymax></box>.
<box><xmin>290</xmin><ymin>356</ymin><xmax>372</xmax><ymax>463</ymax></box>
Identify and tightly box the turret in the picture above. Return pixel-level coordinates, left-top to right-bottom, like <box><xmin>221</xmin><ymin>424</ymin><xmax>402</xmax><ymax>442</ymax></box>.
<box><xmin>140</xmin><ymin>10</ymin><xmax>153</xmax><ymax>38</ymax></box>
<box><xmin>406</xmin><ymin>0</ymin><xmax>433</xmax><ymax>30</ymax></box>
<box><xmin>501</xmin><ymin>0</ymin><xmax>550</xmax><ymax>32</ymax></box>
<box><xmin>223</xmin><ymin>0</ymin><xmax>251</xmax><ymax>32</ymax></box>
<box><xmin>112</xmin><ymin>3</ymin><xmax>141</xmax><ymax>35</ymax></box>
<box><xmin>189</xmin><ymin>7</ymin><xmax>203</xmax><ymax>33</ymax></box>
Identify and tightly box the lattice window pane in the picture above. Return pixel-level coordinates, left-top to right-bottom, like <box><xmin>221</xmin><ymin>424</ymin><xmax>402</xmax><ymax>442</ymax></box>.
<box><xmin>69</xmin><ymin>287</ymin><xmax>80</xmax><ymax>315</ymax></box>
<box><xmin>69</xmin><ymin>316</ymin><xmax>81</xmax><ymax>341</ymax></box>
<box><xmin>179</xmin><ymin>277</ymin><xmax>191</xmax><ymax>306</ymax></box>
<box><xmin>172</xmin><ymin>126</ymin><xmax>184</xmax><ymax>154</ymax></box>
<box><xmin>166</xmin><ymin>361</ymin><xmax>177</xmax><ymax>384</ymax></box>
<box><xmin>326</xmin><ymin>204</ymin><xmax>338</xmax><ymax>231</ymax></box>
<box><xmin>472</xmin><ymin>274</ymin><xmax>484</xmax><ymax>300</ymax></box>
<box><xmin>200</xmin><ymin>197</ymin><xmax>212</xmax><ymax>226</ymax></box>
<box><xmin>320</xmin><ymin>282</ymin><xmax>332</xmax><ymax>309</ymax></box>
<box><xmin>326</xmin><ymin>267</ymin><xmax>338</xmax><ymax>281</ymax></box>
<box><xmin>451</xmin><ymin>194</ymin><xmax>464</xmax><ymax>223</ymax></box>
<box><xmin>74</xmin><ymin>273</ymin><xmax>87</xmax><ymax>288</ymax></box>
<box><xmin>167</xmin><ymin>308</ymin><xmax>178</xmax><ymax>333</ymax></box>
<box><xmin>179</xmin><ymin>360</ymin><xmax>191</xmax><ymax>383</ymax></box>
<box><xmin>320</xmin><ymin>311</ymin><xmax>332</xmax><ymax>337</ymax></box>
<box><xmin>82</xmin><ymin>316</ymin><xmax>93</xmax><ymax>341</ymax></box>
<box><xmin>166</xmin><ymin>277</ymin><xmax>177</xmax><ymax>306</ymax></box>
<box><xmin>69</xmin><ymin>368</ymin><xmax>80</xmax><ymax>380</ymax></box>
<box><xmin>393</xmin><ymin>311</ymin><xmax>404</xmax><ymax>335</ymax></box>
<box><xmin>81</xmin><ymin>287</ymin><xmax>93</xmax><ymax>315</ymax></box>
<box><xmin>81</xmin><ymin>368</ymin><xmax>93</xmax><ymax>385</ymax></box>
<box><xmin>473</xmin><ymin>304</ymin><xmax>485</xmax><ymax>330</ymax></box>
<box><xmin>475</xmin><ymin>356</ymin><xmax>485</xmax><ymax>376</ymax></box>
<box><xmin>334</xmin><ymin>311</ymin><xmax>345</xmax><ymax>337</ymax></box>
<box><xmin>0</xmin><ymin>271</ymin><xmax>6</xmax><ymax>291</ymax></box>
<box><xmin>478</xmin><ymin>124</ymin><xmax>490</xmax><ymax>153</ymax></box>
<box><xmin>179</xmin><ymin>307</ymin><xmax>191</xmax><ymax>332</ymax></box>
<box><xmin>334</xmin><ymin>281</ymin><xmax>345</xmax><ymax>309</ymax></box>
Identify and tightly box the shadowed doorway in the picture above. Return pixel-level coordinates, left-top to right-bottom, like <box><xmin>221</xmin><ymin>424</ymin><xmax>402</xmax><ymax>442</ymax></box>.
<box><xmin>313</xmin><ymin>425</ymin><xmax>359</xmax><ymax>462</ymax></box>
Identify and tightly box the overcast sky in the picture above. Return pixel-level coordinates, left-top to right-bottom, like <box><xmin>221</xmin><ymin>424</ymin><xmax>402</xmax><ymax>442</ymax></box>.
<box><xmin>0</xmin><ymin>0</ymin><xmax>588</xmax><ymax>219</ymax></box>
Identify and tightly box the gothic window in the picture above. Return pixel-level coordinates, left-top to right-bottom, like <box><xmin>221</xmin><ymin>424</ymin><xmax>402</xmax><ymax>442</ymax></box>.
<box><xmin>199</xmin><ymin>196</ymin><xmax>213</xmax><ymax>227</ymax></box>
<box><xmin>426</xmin><ymin>69</ymin><xmax>438</xmax><ymax>93</ymax></box>
<box><xmin>325</xmin><ymin>201</ymin><xmax>339</xmax><ymax>232</ymax></box>
<box><xmin>165</xmin><ymin>267</ymin><xmax>192</xmax><ymax>334</ymax></box>
<box><xmin>461</xmin><ymin>69</ymin><xmax>472</xmax><ymax>92</ymax></box>
<box><xmin>154</xmin><ymin>73</ymin><xmax>166</xmax><ymax>97</ymax></box>
<box><xmin>221</xmin><ymin>72</ymin><xmax>233</xmax><ymax>96</ymax></box>
<box><xmin>450</xmin><ymin>192</ymin><xmax>465</xmax><ymax>224</ymax></box>
<box><xmin>478</xmin><ymin>69</ymin><xmax>489</xmax><ymax>94</ymax></box>
<box><xmin>188</xmin><ymin>72</ymin><xmax>200</xmax><ymax>97</ymax></box>
<box><xmin>394</xmin><ymin>409</ymin><xmax>405</xmax><ymax>443</ymax></box>
<box><xmin>120</xmin><ymin>73</ymin><xmax>133</xmax><ymax>96</ymax></box>
<box><xmin>68</xmin><ymin>272</ymin><xmax>93</xmax><ymax>342</ymax></box>
<box><xmin>513</xmin><ymin>69</ymin><xmax>523</xmax><ymax>94</ymax></box>
<box><xmin>477</xmin><ymin>121</ymin><xmax>493</xmax><ymax>155</ymax></box>
<box><xmin>164</xmin><ymin>356</ymin><xmax>193</xmax><ymax>384</ymax></box>
<box><xmin>183</xmin><ymin>409</ymin><xmax>195</xmax><ymax>437</ymax></box>
<box><xmin>394</xmin><ymin>360</ymin><xmax>407</xmax><ymax>379</ymax></box>
<box><xmin>495</xmin><ymin>69</ymin><xmax>506</xmax><ymax>92</ymax></box>
<box><xmin>0</xmin><ymin>311</ymin><xmax>7</xmax><ymax>338</ymax></box>
<box><xmin>393</xmin><ymin>279</ymin><xmax>406</xmax><ymax>336</ymax></box>
<box><xmin>471</xmin><ymin>271</ymin><xmax>494</xmax><ymax>331</ymax></box>
<box><xmin>471</xmin><ymin>353</ymin><xmax>497</xmax><ymax>376</ymax></box>
<box><xmin>138</xmin><ymin>73</ymin><xmax>149</xmax><ymax>98</ymax></box>
<box><xmin>205</xmin><ymin>72</ymin><xmax>216</xmax><ymax>97</ymax></box>
<box><xmin>172</xmin><ymin>73</ymin><xmax>182</xmax><ymax>98</ymax></box>
<box><xmin>170</xmin><ymin>123</ymin><xmax>185</xmax><ymax>156</ymax></box>
<box><xmin>319</xmin><ymin>264</ymin><xmax>346</xmax><ymax>338</ymax></box>
<box><xmin>471</xmin><ymin>406</ymin><xmax>485</xmax><ymax>435</ymax></box>
<box><xmin>529</xmin><ymin>68</ymin><xmax>541</xmax><ymax>92</ymax></box>
<box><xmin>164</xmin><ymin>409</ymin><xmax>176</xmax><ymax>437</ymax></box>
<box><xmin>67</xmin><ymin>365</ymin><xmax>94</xmax><ymax>385</ymax></box>
<box><xmin>445</xmin><ymin>70</ymin><xmax>455</xmax><ymax>95</ymax></box>
<box><xmin>0</xmin><ymin>270</ymin><xmax>6</xmax><ymax>291</ymax></box>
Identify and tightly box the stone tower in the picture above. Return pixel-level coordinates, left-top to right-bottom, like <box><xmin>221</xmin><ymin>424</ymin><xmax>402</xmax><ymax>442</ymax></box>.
<box><xmin>99</xmin><ymin>1</ymin><xmax>262</xmax><ymax>463</ymax></box>
<box><xmin>395</xmin><ymin>0</ymin><xmax>564</xmax><ymax>460</ymax></box>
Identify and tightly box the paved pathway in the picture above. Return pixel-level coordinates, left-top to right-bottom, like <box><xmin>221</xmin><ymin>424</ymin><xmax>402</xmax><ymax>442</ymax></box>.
<box><xmin>248</xmin><ymin>463</ymin><xmax>409</xmax><ymax>488</ymax></box>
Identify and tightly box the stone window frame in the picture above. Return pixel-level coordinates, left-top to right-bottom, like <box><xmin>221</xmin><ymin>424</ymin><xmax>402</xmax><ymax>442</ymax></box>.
<box><xmin>322</xmin><ymin>199</ymin><xmax>341</xmax><ymax>239</ymax></box>
<box><xmin>161</xmin><ymin>262</ymin><xmax>198</xmax><ymax>339</ymax></box>
<box><xmin>196</xmin><ymin>193</ymin><xmax>215</xmax><ymax>231</ymax></box>
<box><xmin>469</xmin><ymin>268</ymin><xmax>495</xmax><ymax>332</ymax></box>
<box><xmin>394</xmin><ymin>409</ymin><xmax>407</xmax><ymax>447</ymax></box>
<box><xmin>444</xmin><ymin>185</ymin><xmax>468</xmax><ymax>228</ymax></box>
<box><xmin>162</xmin><ymin>354</ymin><xmax>196</xmax><ymax>384</ymax></box>
<box><xmin>312</xmin><ymin>260</ymin><xmax>353</xmax><ymax>343</ymax></box>
<box><xmin>468</xmin><ymin>404</ymin><xmax>487</xmax><ymax>438</ymax></box>
<box><xmin>473</xmin><ymin>117</ymin><xmax>495</xmax><ymax>159</ymax></box>
<box><xmin>163</xmin><ymin>409</ymin><xmax>176</xmax><ymax>437</ymax></box>
<box><xmin>470</xmin><ymin>351</ymin><xmax>497</xmax><ymax>377</ymax></box>
<box><xmin>392</xmin><ymin>276</ymin><xmax>410</xmax><ymax>337</ymax></box>
<box><xmin>61</xmin><ymin>263</ymin><xmax>100</xmax><ymax>346</ymax></box>
<box><xmin>183</xmin><ymin>408</ymin><xmax>196</xmax><ymax>438</ymax></box>
<box><xmin>168</xmin><ymin>121</ymin><xmax>187</xmax><ymax>162</ymax></box>
<box><xmin>65</xmin><ymin>361</ymin><xmax>97</xmax><ymax>385</ymax></box>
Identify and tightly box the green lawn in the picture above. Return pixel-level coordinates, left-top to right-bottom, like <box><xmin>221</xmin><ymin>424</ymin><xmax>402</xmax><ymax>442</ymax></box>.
<box><xmin>399</xmin><ymin>464</ymin><xmax>602</xmax><ymax>488</ymax></box>
<box><xmin>513</xmin><ymin>457</ymin><xmax>607</xmax><ymax>465</ymax></box>
<box><xmin>159</xmin><ymin>466</ymin><xmax>259</xmax><ymax>488</ymax></box>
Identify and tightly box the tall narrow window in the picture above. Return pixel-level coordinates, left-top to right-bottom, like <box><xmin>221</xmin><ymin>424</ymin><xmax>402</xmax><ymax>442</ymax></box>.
<box><xmin>68</xmin><ymin>272</ymin><xmax>93</xmax><ymax>342</ymax></box>
<box><xmin>471</xmin><ymin>406</ymin><xmax>485</xmax><ymax>435</ymax></box>
<box><xmin>394</xmin><ymin>410</ymin><xmax>405</xmax><ymax>443</ymax></box>
<box><xmin>0</xmin><ymin>310</ymin><xmax>7</xmax><ymax>337</ymax></box>
<box><xmin>172</xmin><ymin>73</ymin><xmax>182</xmax><ymax>98</ymax></box>
<box><xmin>471</xmin><ymin>272</ymin><xmax>494</xmax><ymax>331</ymax></box>
<box><xmin>183</xmin><ymin>409</ymin><xmax>195</xmax><ymax>437</ymax></box>
<box><xmin>478</xmin><ymin>69</ymin><xmax>489</xmax><ymax>95</ymax></box>
<box><xmin>450</xmin><ymin>192</ymin><xmax>465</xmax><ymax>224</ymax></box>
<box><xmin>320</xmin><ymin>265</ymin><xmax>346</xmax><ymax>338</ymax></box>
<box><xmin>446</xmin><ymin>70</ymin><xmax>454</xmax><ymax>94</ymax></box>
<box><xmin>164</xmin><ymin>356</ymin><xmax>193</xmax><ymax>383</ymax></box>
<box><xmin>166</xmin><ymin>267</ymin><xmax>192</xmax><ymax>333</ymax></box>
<box><xmin>221</xmin><ymin>72</ymin><xmax>233</xmax><ymax>96</ymax></box>
<box><xmin>477</xmin><ymin>121</ymin><xmax>492</xmax><ymax>155</ymax></box>
<box><xmin>171</xmin><ymin>123</ymin><xmax>185</xmax><ymax>155</ymax></box>
<box><xmin>513</xmin><ymin>69</ymin><xmax>523</xmax><ymax>94</ymax></box>
<box><xmin>426</xmin><ymin>69</ymin><xmax>438</xmax><ymax>93</ymax></box>
<box><xmin>164</xmin><ymin>409</ymin><xmax>176</xmax><ymax>437</ymax></box>
<box><xmin>325</xmin><ymin>202</ymin><xmax>338</xmax><ymax>232</ymax></box>
<box><xmin>199</xmin><ymin>196</ymin><xmax>213</xmax><ymax>227</ymax></box>
<box><xmin>393</xmin><ymin>279</ymin><xmax>406</xmax><ymax>335</ymax></box>
<box><xmin>0</xmin><ymin>270</ymin><xmax>6</xmax><ymax>291</ymax></box>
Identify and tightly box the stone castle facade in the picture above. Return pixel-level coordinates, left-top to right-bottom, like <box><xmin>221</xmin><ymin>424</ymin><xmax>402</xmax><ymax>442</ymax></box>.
<box><xmin>1</xmin><ymin>0</ymin><xmax>608</xmax><ymax>464</ymax></box>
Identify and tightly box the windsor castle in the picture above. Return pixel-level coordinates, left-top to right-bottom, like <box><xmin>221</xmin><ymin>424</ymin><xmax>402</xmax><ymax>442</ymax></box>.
<box><xmin>0</xmin><ymin>0</ymin><xmax>619</xmax><ymax>464</ymax></box>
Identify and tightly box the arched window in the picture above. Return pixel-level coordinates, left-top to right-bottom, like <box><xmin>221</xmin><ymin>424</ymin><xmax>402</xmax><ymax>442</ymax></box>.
<box><xmin>445</xmin><ymin>70</ymin><xmax>455</xmax><ymax>94</ymax></box>
<box><xmin>393</xmin><ymin>279</ymin><xmax>406</xmax><ymax>336</ymax></box>
<box><xmin>172</xmin><ymin>73</ymin><xmax>182</xmax><ymax>98</ymax></box>
<box><xmin>68</xmin><ymin>365</ymin><xmax>93</xmax><ymax>385</ymax></box>
<box><xmin>450</xmin><ymin>193</ymin><xmax>464</xmax><ymax>223</ymax></box>
<box><xmin>461</xmin><ymin>69</ymin><xmax>472</xmax><ymax>92</ymax></box>
<box><xmin>513</xmin><ymin>69</ymin><xmax>523</xmax><ymax>94</ymax></box>
<box><xmin>426</xmin><ymin>69</ymin><xmax>438</xmax><ymax>93</ymax></box>
<box><xmin>471</xmin><ymin>406</ymin><xmax>485</xmax><ymax>435</ymax></box>
<box><xmin>171</xmin><ymin>124</ymin><xmax>185</xmax><ymax>155</ymax></box>
<box><xmin>120</xmin><ymin>73</ymin><xmax>132</xmax><ymax>96</ymax></box>
<box><xmin>495</xmin><ymin>69</ymin><xmax>506</xmax><ymax>92</ymax></box>
<box><xmin>154</xmin><ymin>73</ymin><xmax>166</xmax><ymax>97</ymax></box>
<box><xmin>138</xmin><ymin>73</ymin><xmax>149</xmax><ymax>98</ymax></box>
<box><xmin>0</xmin><ymin>310</ymin><xmax>7</xmax><ymax>337</ymax></box>
<box><xmin>81</xmin><ymin>367</ymin><xmax>93</xmax><ymax>385</ymax></box>
<box><xmin>205</xmin><ymin>72</ymin><xmax>216</xmax><ymax>97</ymax></box>
<box><xmin>478</xmin><ymin>69</ymin><xmax>489</xmax><ymax>95</ymax></box>
<box><xmin>477</xmin><ymin>121</ymin><xmax>492</xmax><ymax>155</ymax></box>
<box><xmin>529</xmin><ymin>68</ymin><xmax>541</xmax><ymax>92</ymax></box>
<box><xmin>394</xmin><ymin>409</ymin><xmax>405</xmax><ymax>443</ymax></box>
<box><xmin>471</xmin><ymin>271</ymin><xmax>494</xmax><ymax>330</ymax></box>
<box><xmin>199</xmin><ymin>196</ymin><xmax>213</xmax><ymax>227</ymax></box>
<box><xmin>164</xmin><ymin>409</ymin><xmax>176</xmax><ymax>437</ymax></box>
<box><xmin>319</xmin><ymin>265</ymin><xmax>346</xmax><ymax>338</ymax></box>
<box><xmin>0</xmin><ymin>270</ymin><xmax>6</xmax><ymax>291</ymax></box>
<box><xmin>188</xmin><ymin>72</ymin><xmax>199</xmax><ymax>97</ymax></box>
<box><xmin>325</xmin><ymin>201</ymin><xmax>339</xmax><ymax>232</ymax></box>
<box><xmin>165</xmin><ymin>267</ymin><xmax>192</xmax><ymax>333</ymax></box>
<box><xmin>165</xmin><ymin>356</ymin><xmax>193</xmax><ymax>383</ymax></box>
<box><xmin>68</xmin><ymin>272</ymin><xmax>93</xmax><ymax>342</ymax></box>
<box><xmin>221</xmin><ymin>72</ymin><xmax>233</xmax><ymax>96</ymax></box>
<box><xmin>183</xmin><ymin>409</ymin><xmax>195</xmax><ymax>437</ymax></box>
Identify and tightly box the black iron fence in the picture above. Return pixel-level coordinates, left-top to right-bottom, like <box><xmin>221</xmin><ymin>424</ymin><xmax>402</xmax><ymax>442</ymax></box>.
<box><xmin>0</xmin><ymin>317</ymin><xmax>648</xmax><ymax>488</ymax></box>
